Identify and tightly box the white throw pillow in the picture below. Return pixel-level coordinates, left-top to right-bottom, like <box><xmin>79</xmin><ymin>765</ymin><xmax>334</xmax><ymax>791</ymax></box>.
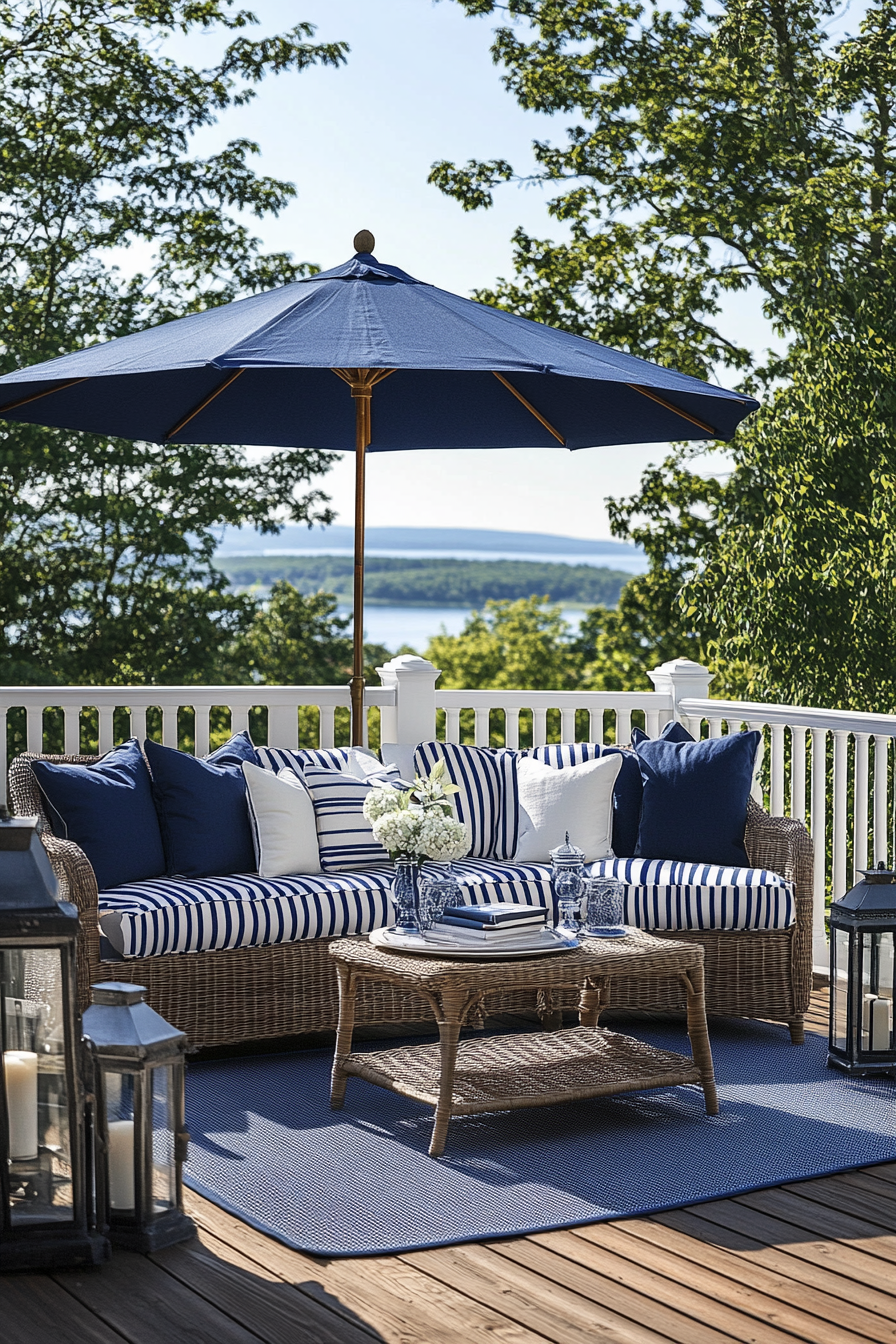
<box><xmin>515</xmin><ymin>752</ymin><xmax>622</xmax><ymax>863</ymax></box>
<box><xmin>379</xmin><ymin>741</ymin><xmax>417</xmax><ymax>784</ymax></box>
<box><xmin>242</xmin><ymin>762</ymin><xmax>321</xmax><ymax>878</ymax></box>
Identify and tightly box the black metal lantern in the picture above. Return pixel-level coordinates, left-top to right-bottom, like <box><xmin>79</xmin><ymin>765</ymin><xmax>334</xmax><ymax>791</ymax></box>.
<box><xmin>829</xmin><ymin>863</ymin><xmax>896</xmax><ymax>1075</ymax></box>
<box><xmin>82</xmin><ymin>982</ymin><xmax>195</xmax><ymax>1252</ymax></box>
<box><xmin>0</xmin><ymin>813</ymin><xmax>108</xmax><ymax>1269</ymax></box>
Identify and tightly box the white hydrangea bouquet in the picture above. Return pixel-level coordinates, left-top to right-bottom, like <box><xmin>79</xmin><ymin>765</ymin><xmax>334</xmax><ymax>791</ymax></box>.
<box><xmin>362</xmin><ymin>759</ymin><xmax>469</xmax><ymax>863</ymax></box>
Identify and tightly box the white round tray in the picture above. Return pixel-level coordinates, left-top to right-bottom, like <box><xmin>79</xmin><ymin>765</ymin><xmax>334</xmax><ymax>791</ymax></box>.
<box><xmin>369</xmin><ymin>926</ymin><xmax>579</xmax><ymax>959</ymax></box>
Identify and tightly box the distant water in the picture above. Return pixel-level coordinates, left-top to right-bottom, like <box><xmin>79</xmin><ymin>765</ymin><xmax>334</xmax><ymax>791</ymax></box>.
<box><xmin>346</xmin><ymin>605</ymin><xmax>588</xmax><ymax>653</ymax></box>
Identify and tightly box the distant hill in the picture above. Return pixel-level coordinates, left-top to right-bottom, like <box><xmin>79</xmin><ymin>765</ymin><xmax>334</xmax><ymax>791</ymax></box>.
<box><xmin>217</xmin><ymin>555</ymin><xmax>632</xmax><ymax>608</ymax></box>
<box><xmin>216</xmin><ymin>524</ymin><xmax>644</xmax><ymax>563</ymax></box>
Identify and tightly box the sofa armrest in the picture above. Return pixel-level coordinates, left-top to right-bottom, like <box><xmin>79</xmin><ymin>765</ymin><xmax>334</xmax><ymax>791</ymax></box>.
<box><xmin>8</xmin><ymin>752</ymin><xmax>103</xmax><ymax>1009</ymax></box>
<box><xmin>745</xmin><ymin>797</ymin><xmax>814</xmax><ymax>1011</ymax></box>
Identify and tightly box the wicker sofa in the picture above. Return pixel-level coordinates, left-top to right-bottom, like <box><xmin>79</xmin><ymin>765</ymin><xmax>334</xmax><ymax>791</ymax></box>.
<box><xmin>9</xmin><ymin>751</ymin><xmax>814</xmax><ymax>1049</ymax></box>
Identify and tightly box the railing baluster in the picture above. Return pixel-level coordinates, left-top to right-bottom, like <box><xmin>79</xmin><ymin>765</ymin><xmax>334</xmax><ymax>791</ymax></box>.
<box><xmin>98</xmin><ymin>706</ymin><xmax>115</xmax><ymax>754</ymax></box>
<box><xmin>770</xmin><ymin>723</ymin><xmax>785</xmax><ymax>817</ymax></box>
<box><xmin>162</xmin><ymin>706</ymin><xmax>179</xmax><ymax>748</ymax></box>
<box><xmin>26</xmin><ymin>706</ymin><xmax>43</xmax><ymax>754</ymax></box>
<box><xmin>810</xmin><ymin>727</ymin><xmax>829</xmax><ymax>971</ymax></box>
<box><xmin>790</xmin><ymin>725</ymin><xmax>807</xmax><ymax>821</ymax></box>
<box><xmin>193</xmin><ymin>705</ymin><xmax>211</xmax><ymax>759</ymax></box>
<box><xmin>504</xmin><ymin>708</ymin><xmax>520</xmax><ymax>750</ymax></box>
<box><xmin>532</xmin><ymin>708</ymin><xmax>547</xmax><ymax>747</ymax></box>
<box><xmin>873</xmin><ymin>735</ymin><xmax>890</xmax><ymax>866</ymax></box>
<box><xmin>832</xmin><ymin>729</ymin><xmax>849</xmax><ymax>899</ymax></box>
<box><xmin>615</xmin><ymin>708</ymin><xmax>632</xmax><ymax>747</ymax></box>
<box><xmin>319</xmin><ymin>706</ymin><xmax>336</xmax><ymax>748</ymax></box>
<box><xmin>853</xmin><ymin>732</ymin><xmax>870</xmax><ymax>880</ymax></box>
<box><xmin>444</xmin><ymin>708</ymin><xmax>460</xmax><ymax>744</ymax></box>
<box><xmin>588</xmin><ymin>708</ymin><xmax>602</xmax><ymax>740</ymax></box>
<box><xmin>560</xmin><ymin>707</ymin><xmax>576</xmax><ymax>742</ymax></box>
<box><xmin>230</xmin><ymin>706</ymin><xmax>250</xmax><ymax>737</ymax></box>
<box><xmin>474</xmin><ymin>707</ymin><xmax>490</xmax><ymax>747</ymax></box>
<box><xmin>63</xmin><ymin>706</ymin><xmax>80</xmax><ymax>756</ymax></box>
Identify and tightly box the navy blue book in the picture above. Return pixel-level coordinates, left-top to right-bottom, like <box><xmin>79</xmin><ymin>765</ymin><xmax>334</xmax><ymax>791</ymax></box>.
<box><xmin>441</xmin><ymin>902</ymin><xmax>546</xmax><ymax>928</ymax></box>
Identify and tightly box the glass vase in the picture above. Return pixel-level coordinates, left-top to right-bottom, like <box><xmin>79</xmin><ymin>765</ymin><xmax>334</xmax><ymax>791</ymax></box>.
<box><xmin>391</xmin><ymin>857</ymin><xmax>421</xmax><ymax>933</ymax></box>
<box><xmin>419</xmin><ymin>863</ymin><xmax>463</xmax><ymax>932</ymax></box>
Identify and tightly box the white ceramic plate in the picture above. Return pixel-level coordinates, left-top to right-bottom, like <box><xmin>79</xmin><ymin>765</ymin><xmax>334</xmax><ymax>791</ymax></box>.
<box><xmin>369</xmin><ymin>926</ymin><xmax>580</xmax><ymax>959</ymax></box>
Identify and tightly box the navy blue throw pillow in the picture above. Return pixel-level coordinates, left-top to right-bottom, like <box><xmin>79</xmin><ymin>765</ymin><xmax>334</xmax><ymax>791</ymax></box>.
<box><xmin>31</xmin><ymin>739</ymin><xmax>166</xmax><ymax>891</ymax></box>
<box><xmin>144</xmin><ymin>733</ymin><xmax>258</xmax><ymax>879</ymax></box>
<box><xmin>634</xmin><ymin>730</ymin><xmax>761</xmax><ymax>867</ymax></box>
<box><xmin>631</xmin><ymin>721</ymin><xmax>694</xmax><ymax>747</ymax></box>
<box><xmin>600</xmin><ymin>747</ymin><xmax>642</xmax><ymax>857</ymax></box>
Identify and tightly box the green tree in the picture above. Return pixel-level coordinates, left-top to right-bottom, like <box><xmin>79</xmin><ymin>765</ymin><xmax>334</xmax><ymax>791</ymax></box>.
<box><xmin>434</xmin><ymin>0</ymin><xmax>896</xmax><ymax>709</ymax></box>
<box><xmin>0</xmin><ymin>0</ymin><xmax>348</xmax><ymax>684</ymax></box>
<box><xmin>427</xmin><ymin>596</ymin><xmax>577</xmax><ymax>691</ymax></box>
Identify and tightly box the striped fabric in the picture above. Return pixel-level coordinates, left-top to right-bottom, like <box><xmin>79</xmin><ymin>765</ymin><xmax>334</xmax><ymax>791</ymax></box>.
<box><xmin>257</xmin><ymin>746</ymin><xmax>354</xmax><ymax>773</ymax></box>
<box><xmin>525</xmin><ymin>743</ymin><xmax>602</xmax><ymax>767</ymax></box>
<box><xmin>95</xmin><ymin>853</ymin><xmax>794</xmax><ymax>959</ymax></box>
<box><xmin>302</xmin><ymin>765</ymin><xmax>392</xmax><ymax>873</ymax></box>
<box><xmin>413</xmin><ymin>742</ymin><xmax>519</xmax><ymax>860</ymax></box>
<box><xmin>97</xmin><ymin>858</ymin><xmax>551</xmax><ymax>959</ymax></box>
<box><xmin>588</xmin><ymin>857</ymin><xmax>795</xmax><ymax>932</ymax></box>
<box><xmin>98</xmin><ymin>867</ymin><xmax>396</xmax><ymax>958</ymax></box>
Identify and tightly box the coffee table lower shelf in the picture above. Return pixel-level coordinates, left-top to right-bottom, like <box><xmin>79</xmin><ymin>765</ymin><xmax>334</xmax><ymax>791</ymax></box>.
<box><xmin>338</xmin><ymin>1025</ymin><xmax>709</xmax><ymax>1144</ymax></box>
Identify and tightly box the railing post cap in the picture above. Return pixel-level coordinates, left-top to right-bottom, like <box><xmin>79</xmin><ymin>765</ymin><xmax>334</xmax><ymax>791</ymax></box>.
<box><xmin>376</xmin><ymin>655</ymin><xmax>440</xmax><ymax>680</ymax></box>
<box><xmin>652</xmin><ymin>658</ymin><xmax>712</xmax><ymax>676</ymax></box>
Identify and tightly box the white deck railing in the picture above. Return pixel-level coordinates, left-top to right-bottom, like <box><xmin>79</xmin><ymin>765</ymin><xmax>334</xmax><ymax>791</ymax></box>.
<box><xmin>4</xmin><ymin>654</ymin><xmax>888</xmax><ymax>975</ymax></box>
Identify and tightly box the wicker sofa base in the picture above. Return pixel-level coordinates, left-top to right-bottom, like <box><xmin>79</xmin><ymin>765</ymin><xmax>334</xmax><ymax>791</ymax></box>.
<box><xmin>85</xmin><ymin>924</ymin><xmax>806</xmax><ymax>1048</ymax></box>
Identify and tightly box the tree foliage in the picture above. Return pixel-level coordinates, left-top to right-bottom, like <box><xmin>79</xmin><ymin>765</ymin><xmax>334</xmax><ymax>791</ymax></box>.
<box><xmin>435</xmin><ymin>0</ymin><xmax>896</xmax><ymax>710</ymax></box>
<box><xmin>426</xmin><ymin>596</ymin><xmax>578</xmax><ymax>693</ymax></box>
<box><xmin>0</xmin><ymin>1</ymin><xmax>348</xmax><ymax>684</ymax></box>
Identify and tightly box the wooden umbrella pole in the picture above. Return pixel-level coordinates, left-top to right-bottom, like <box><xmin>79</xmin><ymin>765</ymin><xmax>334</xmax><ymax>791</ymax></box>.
<box><xmin>332</xmin><ymin>366</ymin><xmax>395</xmax><ymax>747</ymax></box>
<box><xmin>350</xmin><ymin>383</ymin><xmax>370</xmax><ymax>746</ymax></box>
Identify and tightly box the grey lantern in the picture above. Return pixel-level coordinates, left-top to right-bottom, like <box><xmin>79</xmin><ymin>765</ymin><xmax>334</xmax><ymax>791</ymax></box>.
<box><xmin>829</xmin><ymin>864</ymin><xmax>896</xmax><ymax>1075</ymax></box>
<box><xmin>0</xmin><ymin>813</ymin><xmax>108</xmax><ymax>1270</ymax></box>
<box><xmin>82</xmin><ymin>982</ymin><xmax>195</xmax><ymax>1252</ymax></box>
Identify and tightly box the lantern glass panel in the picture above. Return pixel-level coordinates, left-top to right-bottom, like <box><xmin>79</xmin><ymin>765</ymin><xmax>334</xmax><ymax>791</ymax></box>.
<box><xmin>105</xmin><ymin>1069</ymin><xmax>137</xmax><ymax>1214</ymax></box>
<box><xmin>1</xmin><ymin>947</ymin><xmax>73</xmax><ymax>1225</ymax></box>
<box><xmin>831</xmin><ymin>926</ymin><xmax>852</xmax><ymax>1055</ymax></box>
<box><xmin>861</xmin><ymin>931</ymin><xmax>894</xmax><ymax>1053</ymax></box>
<box><xmin>150</xmin><ymin>1064</ymin><xmax>176</xmax><ymax>1217</ymax></box>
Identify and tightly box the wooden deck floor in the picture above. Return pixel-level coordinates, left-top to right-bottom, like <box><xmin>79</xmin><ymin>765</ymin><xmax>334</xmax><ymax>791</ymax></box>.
<box><xmin>3</xmin><ymin>990</ymin><xmax>895</xmax><ymax>1344</ymax></box>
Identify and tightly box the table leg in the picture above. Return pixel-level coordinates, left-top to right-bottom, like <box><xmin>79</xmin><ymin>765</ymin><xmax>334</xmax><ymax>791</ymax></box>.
<box><xmin>330</xmin><ymin>963</ymin><xmax>356</xmax><ymax>1110</ymax></box>
<box><xmin>679</xmin><ymin>964</ymin><xmax>719</xmax><ymax>1115</ymax></box>
<box><xmin>578</xmin><ymin>976</ymin><xmax>607</xmax><ymax>1028</ymax></box>
<box><xmin>536</xmin><ymin>988</ymin><xmax>563</xmax><ymax>1031</ymax></box>
<box><xmin>429</xmin><ymin>989</ymin><xmax>469</xmax><ymax>1158</ymax></box>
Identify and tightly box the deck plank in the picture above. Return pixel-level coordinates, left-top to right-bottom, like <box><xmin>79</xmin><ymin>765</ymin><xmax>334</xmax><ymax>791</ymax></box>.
<box><xmin>150</xmin><ymin>1237</ymin><xmax>381</xmax><ymax>1344</ymax></box>
<box><xmin>400</xmin><ymin>1241</ymin><xmax>673</xmax><ymax>1344</ymax></box>
<box><xmin>52</xmin><ymin>1252</ymin><xmax>268</xmax><ymax>1344</ymax></box>
<box><xmin>577</xmin><ymin>1215</ymin><xmax>896</xmax><ymax>1344</ymax></box>
<box><xmin>186</xmin><ymin>1192</ymin><xmax>549</xmax><ymax>1344</ymax></box>
<box><xmin>649</xmin><ymin>1205</ymin><xmax>896</xmax><ymax>1330</ymax></box>
<box><xmin>0</xmin><ymin>1274</ymin><xmax>129</xmax><ymax>1344</ymax></box>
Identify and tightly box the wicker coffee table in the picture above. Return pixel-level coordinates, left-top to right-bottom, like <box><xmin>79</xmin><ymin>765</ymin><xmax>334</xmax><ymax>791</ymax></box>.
<box><xmin>329</xmin><ymin>930</ymin><xmax>718</xmax><ymax>1156</ymax></box>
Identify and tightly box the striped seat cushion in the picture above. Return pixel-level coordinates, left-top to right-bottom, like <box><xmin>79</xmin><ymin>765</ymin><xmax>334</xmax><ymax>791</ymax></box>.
<box><xmin>413</xmin><ymin>742</ymin><xmax>519</xmax><ymax>860</ymax></box>
<box><xmin>588</xmin><ymin>857</ymin><xmax>795</xmax><ymax>932</ymax></box>
<box><xmin>97</xmin><ymin>858</ymin><xmax>551</xmax><ymax>958</ymax></box>
<box><xmin>95</xmin><ymin>852</ymin><xmax>795</xmax><ymax>960</ymax></box>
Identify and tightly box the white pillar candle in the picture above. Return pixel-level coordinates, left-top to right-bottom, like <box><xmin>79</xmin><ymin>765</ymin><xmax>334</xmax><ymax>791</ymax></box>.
<box><xmin>108</xmin><ymin>1118</ymin><xmax>136</xmax><ymax>1210</ymax></box>
<box><xmin>871</xmin><ymin>996</ymin><xmax>893</xmax><ymax>1052</ymax></box>
<box><xmin>3</xmin><ymin>1050</ymin><xmax>38</xmax><ymax>1160</ymax></box>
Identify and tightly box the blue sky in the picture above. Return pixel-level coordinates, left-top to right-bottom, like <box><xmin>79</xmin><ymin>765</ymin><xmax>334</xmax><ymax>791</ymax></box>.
<box><xmin>170</xmin><ymin>0</ymin><xmax>774</xmax><ymax>539</ymax></box>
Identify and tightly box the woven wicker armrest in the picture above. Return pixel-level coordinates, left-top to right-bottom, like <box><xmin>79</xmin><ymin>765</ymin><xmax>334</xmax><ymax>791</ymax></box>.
<box><xmin>7</xmin><ymin>751</ymin><xmax>102</xmax><ymax>922</ymax></box>
<box><xmin>745</xmin><ymin>797</ymin><xmax>814</xmax><ymax>1011</ymax></box>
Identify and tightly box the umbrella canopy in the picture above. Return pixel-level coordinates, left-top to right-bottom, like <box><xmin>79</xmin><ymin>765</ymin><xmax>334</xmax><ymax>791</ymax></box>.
<box><xmin>0</xmin><ymin>231</ymin><xmax>759</xmax><ymax>741</ymax></box>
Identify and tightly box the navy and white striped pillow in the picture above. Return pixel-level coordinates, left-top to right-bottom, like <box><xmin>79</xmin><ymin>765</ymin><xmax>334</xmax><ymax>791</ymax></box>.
<box><xmin>413</xmin><ymin>742</ymin><xmax>519</xmax><ymax>860</ymax></box>
<box><xmin>258</xmin><ymin>746</ymin><xmax>357</xmax><ymax>773</ymax></box>
<box><xmin>302</xmin><ymin>765</ymin><xmax>393</xmax><ymax>873</ymax></box>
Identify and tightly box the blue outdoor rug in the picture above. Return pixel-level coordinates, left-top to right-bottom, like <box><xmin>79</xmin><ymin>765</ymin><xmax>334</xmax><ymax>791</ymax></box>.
<box><xmin>183</xmin><ymin>1019</ymin><xmax>896</xmax><ymax>1257</ymax></box>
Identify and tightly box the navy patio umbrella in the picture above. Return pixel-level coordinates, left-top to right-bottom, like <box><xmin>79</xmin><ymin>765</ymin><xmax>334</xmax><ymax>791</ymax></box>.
<box><xmin>0</xmin><ymin>230</ymin><xmax>758</xmax><ymax>743</ymax></box>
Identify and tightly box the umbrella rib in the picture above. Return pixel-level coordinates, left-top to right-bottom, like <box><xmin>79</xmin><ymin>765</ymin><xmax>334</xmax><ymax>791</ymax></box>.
<box><xmin>626</xmin><ymin>383</ymin><xmax>719</xmax><ymax>436</ymax></box>
<box><xmin>165</xmin><ymin>369</ymin><xmax>245</xmax><ymax>440</ymax></box>
<box><xmin>492</xmin><ymin>373</ymin><xmax>565</xmax><ymax>446</ymax></box>
<box><xmin>0</xmin><ymin>378</ymin><xmax>87</xmax><ymax>414</ymax></box>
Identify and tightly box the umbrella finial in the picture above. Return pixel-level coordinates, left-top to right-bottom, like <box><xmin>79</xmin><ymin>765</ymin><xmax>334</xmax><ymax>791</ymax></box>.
<box><xmin>353</xmin><ymin>229</ymin><xmax>375</xmax><ymax>254</ymax></box>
